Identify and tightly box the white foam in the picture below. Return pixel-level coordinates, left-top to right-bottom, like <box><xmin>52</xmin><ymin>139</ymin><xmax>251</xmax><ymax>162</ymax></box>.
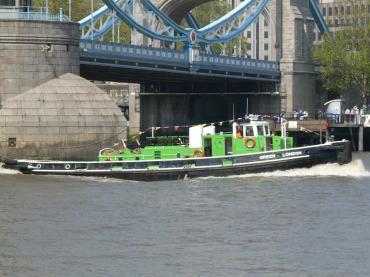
<box><xmin>0</xmin><ymin>163</ymin><xmax>21</xmax><ymax>175</ymax></box>
<box><xmin>200</xmin><ymin>159</ymin><xmax>370</xmax><ymax>180</ymax></box>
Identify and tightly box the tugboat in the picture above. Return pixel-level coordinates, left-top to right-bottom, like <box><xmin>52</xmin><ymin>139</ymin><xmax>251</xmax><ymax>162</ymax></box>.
<box><xmin>4</xmin><ymin>118</ymin><xmax>352</xmax><ymax>181</ymax></box>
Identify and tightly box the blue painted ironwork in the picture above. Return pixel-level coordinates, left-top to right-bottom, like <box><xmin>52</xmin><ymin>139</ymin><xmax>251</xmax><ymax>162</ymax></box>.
<box><xmin>80</xmin><ymin>0</ymin><xmax>329</xmax><ymax>44</ymax></box>
<box><xmin>196</xmin><ymin>0</ymin><xmax>268</xmax><ymax>43</ymax></box>
<box><xmin>84</xmin><ymin>0</ymin><xmax>269</xmax><ymax>44</ymax></box>
<box><xmin>80</xmin><ymin>0</ymin><xmax>132</xmax><ymax>40</ymax></box>
<box><xmin>79</xmin><ymin>1</ymin><xmax>120</xmax><ymax>28</ymax></box>
<box><xmin>309</xmin><ymin>0</ymin><xmax>330</xmax><ymax>34</ymax></box>
<box><xmin>102</xmin><ymin>0</ymin><xmax>189</xmax><ymax>42</ymax></box>
<box><xmin>184</xmin><ymin>12</ymin><xmax>200</xmax><ymax>29</ymax></box>
<box><xmin>195</xmin><ymin>54</ymin><xmax>279</xmax><ymax>74</ymax></box>
<box><xmin>80</xmin><ymin>39</ymin><xmax>280</xmax><ymax>81</ymax></box>
<box><xmin>184</xmin><ymin>12</ymin><xmax>214</xmax><ymax>54</ymax></box>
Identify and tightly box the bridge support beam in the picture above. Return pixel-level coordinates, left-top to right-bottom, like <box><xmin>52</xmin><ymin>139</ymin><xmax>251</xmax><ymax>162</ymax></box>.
<box><xmin>279</xmin><ymin>0</ymin><xmax>317</xmax><ymax>116</ymax></box>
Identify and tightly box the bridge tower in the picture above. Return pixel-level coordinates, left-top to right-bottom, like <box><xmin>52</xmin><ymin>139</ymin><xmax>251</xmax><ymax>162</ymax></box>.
<box><xmin>0</xmin><ymin>0</ymin><xmax>80</xmax><ymax>101</ymax></box>
<box><xmin>279</xmin><ymin>0</ymin><xmax>317</xmax><ymax>115</ymax></box>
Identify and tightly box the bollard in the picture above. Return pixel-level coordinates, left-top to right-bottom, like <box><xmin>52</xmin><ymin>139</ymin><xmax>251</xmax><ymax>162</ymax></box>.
<box><xmin>358</xmin><ymin>125</ymin><xmax>364</xmax><ymax>152</ymax></box>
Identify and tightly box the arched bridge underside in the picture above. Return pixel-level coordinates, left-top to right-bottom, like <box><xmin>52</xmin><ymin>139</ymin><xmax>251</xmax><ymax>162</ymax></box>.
<box><xmin>159</xmin><ymin>0</ymin><xmax>213</xmax><ymax>23</ymax></box>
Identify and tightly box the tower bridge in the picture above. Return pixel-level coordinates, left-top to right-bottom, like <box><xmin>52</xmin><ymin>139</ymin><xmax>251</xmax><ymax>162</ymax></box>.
<box><xmin>79</xmin><ymin>0</ymin><xmax>328</xmax><ymax>133</ymax></box>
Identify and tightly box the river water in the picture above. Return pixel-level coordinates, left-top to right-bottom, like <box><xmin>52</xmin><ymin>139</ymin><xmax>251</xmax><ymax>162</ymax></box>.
<box><xmin>1</xmin><ymin>154</ymin><xmax>370</xmax><ymax>277</ymax></box>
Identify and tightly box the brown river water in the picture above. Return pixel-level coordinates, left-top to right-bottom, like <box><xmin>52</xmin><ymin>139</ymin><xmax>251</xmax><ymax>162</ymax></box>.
<box><xmin>1</xmin><ymin>153</ymin><xmax>370</xmax><ymax>276</ymax></box>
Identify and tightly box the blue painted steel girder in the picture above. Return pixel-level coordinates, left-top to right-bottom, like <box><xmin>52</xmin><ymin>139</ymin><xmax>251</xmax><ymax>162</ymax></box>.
<box><xmin>80</xmin><ymin>40</ymin><xmax>280</xmax><ymax>82</ymax></box>
<box><xmin>84</xmin><ymin>0</ymin><xmax>270</xmax><ymax>44</ymax></box>
<box><xmin>81</xmin><ymin>0</ymin><xmax>329</xmax><ymax>44</ymax></box>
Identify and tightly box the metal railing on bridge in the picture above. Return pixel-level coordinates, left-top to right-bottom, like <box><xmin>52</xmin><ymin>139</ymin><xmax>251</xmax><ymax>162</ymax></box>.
<box><xmin>80</xmin><ymin>40</ymin><xmax>280</xmax><ymax>81</ymax></box>
<box><xmin>0</xmin><ymin>6</ymin><xmax>68</xmax><ymax>21</ymax></box>
<box><xmin>80</xmin><ymin>40</ymin><xmax>188</xmax><ymax>66</ymax></box>
<box><xmin>195</xmin><ymin>54</ymin><xmax>279</xmax><ymax>74</ymax></box>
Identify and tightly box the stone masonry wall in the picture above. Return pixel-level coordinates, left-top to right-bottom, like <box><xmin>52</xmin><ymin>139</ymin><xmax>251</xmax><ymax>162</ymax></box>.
<box><xmin>0</xmin><ymin>20</ymin><xmax>80</xmax><ymax>101</ymax></box>
<box><xmin>280</xmin><ymin>0</ymin><xmax>317</xmax><ymax>115</ymax></box>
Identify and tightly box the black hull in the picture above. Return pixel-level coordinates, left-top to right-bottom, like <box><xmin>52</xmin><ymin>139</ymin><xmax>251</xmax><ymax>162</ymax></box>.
<box><xmin>4</xmin><ymin>141</ymin><xmax>352</xmax><ymax>181</ymax></box>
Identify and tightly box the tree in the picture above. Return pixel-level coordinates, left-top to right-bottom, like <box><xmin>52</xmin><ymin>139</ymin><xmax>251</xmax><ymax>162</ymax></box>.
<box><xmin>313</xmin><ymin>0</ymin><xmax>370</xmax><ymax>108</ymax></box>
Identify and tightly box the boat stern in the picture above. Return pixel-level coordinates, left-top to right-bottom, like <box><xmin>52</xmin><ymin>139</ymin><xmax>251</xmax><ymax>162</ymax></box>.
<box><xmin>335</xmin><ymin>140</ymin><xmax>352</xmax><ymax>165</ymax></box>
<box><xmin>3</xmin><ymin>159</ymin><xmax>30</xmax><ymax>173</ymax></box>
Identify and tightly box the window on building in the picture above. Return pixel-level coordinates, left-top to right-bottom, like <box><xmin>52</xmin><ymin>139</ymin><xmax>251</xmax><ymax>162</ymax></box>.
<box><xmin>264</xmin><ymin>55</ymin><xmax>269</xmax><ymax>61</ymax></box>
<box><xmin>322</xmin><ymin>7</ymin><xmax>326</xmax><ymax>16</ymax></box>
<box><xmin>346</xmin><ymin>6</ymin><xmax>351</xmax><ymax>15</ymax></box>
<box><xmin>264</xmin><ymin>43</ymin><xmax>268</xmax><ymax>51</ymax></box>
<box><xmin>247</xmin><ymin>31</ymin><xmax>251</xmax><ymax>38</ymax></box>
<box><xmin>0</xmin><ymin>0</ymin><xmax>16</xmax><ymax>5</ymax></box>
<box><xmin>354</xmin><ymin>5</ymin><xmax>359</xmax><ymax>13</ymax></box>
<box><xmin>328</xmin><ymin>7</ymin><xmax>333</xmax><ymax>16</ymax></box>
<box><xmin>334</xmin><ymin>19</ymin><xmax>339</xmax><ymax>26</ymax></box>
<box><xmin>334</xmin><ymin>7</ymin><xmax>338</xmax><ymax>16</ymax></box>
<box><xmin>340</xmin><ymin>6</ymin><xmax>344</xmax><ymax>16</ymax></box>
<box><xmin>264</xmin><ymin>19</ymin><xmax>268</xmax><ymax>26</ymax></box>
<box><xmin>264</xmin><ymin>31</ymin><xmax>268</xmax><ymax>39</ymax></box>
<box><xmin>247</xmin><ymin>43</ymin><xmax>251</xmax><ymax>50</ymax></box>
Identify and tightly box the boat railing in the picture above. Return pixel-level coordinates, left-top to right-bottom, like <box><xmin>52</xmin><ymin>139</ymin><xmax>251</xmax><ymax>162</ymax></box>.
<box><xmin>145</xmin><ymin>136</ymin><xmax>189</xmax><ymax>146</ymax></box>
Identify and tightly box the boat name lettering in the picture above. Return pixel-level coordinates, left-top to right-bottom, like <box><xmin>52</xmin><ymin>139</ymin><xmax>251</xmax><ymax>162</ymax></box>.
<box><xmin>259</xmin><ymin>154</ymin><xmax>276</xmax><ymax>160</ymax></box>
<box><xmin>282</xmin><ymin>151</ymin><xmax>303</xmax><ymax>157</ymax></box>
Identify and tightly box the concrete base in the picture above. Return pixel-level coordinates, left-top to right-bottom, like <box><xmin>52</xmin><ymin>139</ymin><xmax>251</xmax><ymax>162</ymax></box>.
<box><xmin>0</xmin><ymin>74</ymin><xmax>126</xmax><ymax>161</ymax></box>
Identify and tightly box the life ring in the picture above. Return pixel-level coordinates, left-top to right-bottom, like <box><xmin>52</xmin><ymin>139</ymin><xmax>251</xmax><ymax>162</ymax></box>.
<box><xmin>132</xmin><ymin>148</ymin><xmax>141</xmax><ymax>154</ymax></box>
<box><xmin>36</xmin><ymin>164</ymin><xmax>42</xmax><ymax>169</ymax></box>
<box><xmin>65</xmin><ymin>164</ymin><xmax>71</xmax><ymax>170</ymax></box>
<box><xmin>244</xmin><ymin>137</ymin><xmax>256</xmax><ymax>148</ymax></box>
<box><xmin>193</xmin><ymin>149</ymin><xmax>205</xmax><ymax>158</ymax></box>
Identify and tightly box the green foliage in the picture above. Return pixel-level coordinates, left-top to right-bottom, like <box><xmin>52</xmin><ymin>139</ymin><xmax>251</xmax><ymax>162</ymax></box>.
<box><xmin>313</xmin><ymin>0</ymin><xmax>370</xmax><ymax>106</ymax></box>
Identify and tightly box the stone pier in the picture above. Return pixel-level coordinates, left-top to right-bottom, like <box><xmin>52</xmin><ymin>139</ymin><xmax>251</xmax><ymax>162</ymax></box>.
<box><xmin>279</xmin><ymin>0</ymin><xmax>317</xmax><ymax>115</ymax></box>
<box><xmin>0</xmin><ymin>20</ymin><xmax>80</xmax><ymax>101</ymax></box>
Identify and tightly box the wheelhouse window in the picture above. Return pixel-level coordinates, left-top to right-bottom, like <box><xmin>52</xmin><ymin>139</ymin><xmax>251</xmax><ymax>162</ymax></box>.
<box><xmin>244</xmin><ymin>126</ymin><xmax>254</xmax><ymax>137</ymax></box>
<box><xmin>257</xmin><ymin>126</ymin><xmax>264</xmax><ymax>136</ymax></box>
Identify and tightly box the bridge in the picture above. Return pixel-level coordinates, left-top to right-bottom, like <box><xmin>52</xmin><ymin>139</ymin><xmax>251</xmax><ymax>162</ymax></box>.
<box><xmin>78</xmin><ymin>0</ymin><xmax>328</xmax><ymax>132</ymax></box>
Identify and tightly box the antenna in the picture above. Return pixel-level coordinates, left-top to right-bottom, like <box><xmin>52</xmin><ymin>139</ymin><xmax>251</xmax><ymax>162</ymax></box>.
<box><xmin>232</xmin><ymin>103</ymin><xmax>235</xmax><ymax>121</ymax></box>
<box><xmin>245</xmin><ymin>98</ymin><xmax>249</xmax><ymax>117</ymax></box>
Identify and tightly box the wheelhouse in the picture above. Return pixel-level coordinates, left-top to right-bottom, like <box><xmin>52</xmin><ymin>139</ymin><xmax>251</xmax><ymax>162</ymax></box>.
<box><xmin>99</xmin><ymin>119</ymin><xmax>294</xmax><ymax>161</ymax></box>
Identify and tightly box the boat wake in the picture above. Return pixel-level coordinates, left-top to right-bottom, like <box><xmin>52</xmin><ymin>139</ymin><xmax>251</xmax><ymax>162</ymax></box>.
<box><xmin>0</xmin><ymin>163</ymin><xmax>21</xmax><ymax>175</ymax></box>
<box><xmin>202</xmin><ymin>159</ymin><xmax>370</xmax><ymax>180</ymax></box>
